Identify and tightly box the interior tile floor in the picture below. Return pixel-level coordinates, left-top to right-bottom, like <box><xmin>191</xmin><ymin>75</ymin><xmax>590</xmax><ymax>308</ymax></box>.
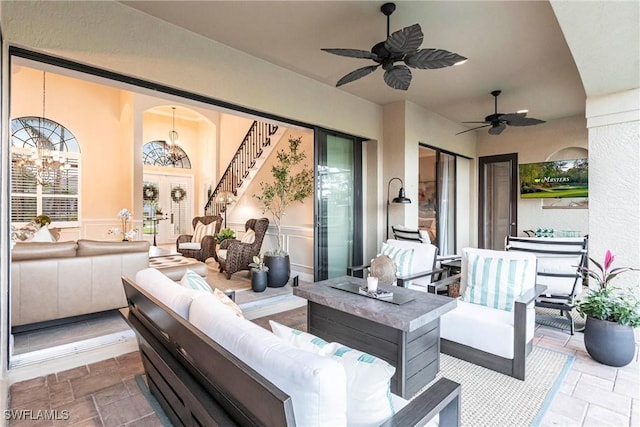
<box><xmin>7</xmin><ymin>314</ymin><xmax>639</xmax><ymax>426</ymax></box>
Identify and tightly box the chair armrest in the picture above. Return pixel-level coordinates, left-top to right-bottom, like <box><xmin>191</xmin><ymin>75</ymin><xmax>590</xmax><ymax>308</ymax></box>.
<box><xmin>422</xmin><ymin>274</ymin><xmax>461</xmax><ymax>294</ymax></box>
<box><xmin>437</xmin><ymin>255</ymin><xmax>462</xmax><ymax>262</ymax></box>
<box><xmin>516</xmin><ymin>284</ymin><xmax>547</xmax><ymax>305</ymax></box>
<box><xmin>396</xmin><ymin>268</ymin><xmax>445</xmax><ymax>287</ymax></box>
<box><xmin>176</xmin><ymin>235</ymin><xmax>193</xmax><ymax>245</ymax></box>
<box><xmin>219</xmin><ymin>238</ymin><xmax>239</xmax><ymax>250</ymax></box>
<box><xmin>381</xmin><ymin>378</ymin><xmax>461</xmax><ymax>427</ymax></box>
<box><xmin>346</xmin><ymin>264</ymin><xmax>370</xmax><ymax>277</ymax></box>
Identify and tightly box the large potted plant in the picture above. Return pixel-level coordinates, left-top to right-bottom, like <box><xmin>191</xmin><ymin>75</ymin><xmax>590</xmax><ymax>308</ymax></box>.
<box><xmin>254</xmin><ymin>136</ymin><xmax>313</xmax><ymax>287</ymax></box>
<box><xmin>575</xmin><ymin>250</ymin><xmax>640</xmax><ymax>367</ymax></box>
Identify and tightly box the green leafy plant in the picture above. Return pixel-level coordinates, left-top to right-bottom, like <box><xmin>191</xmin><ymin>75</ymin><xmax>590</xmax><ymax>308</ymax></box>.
<box><xmin>575</xmin><ymin>250</ymin><xmax>640</xmax><ymax>327</ymax></box>
<box><xmin>216</xmin><ymin>228</ymin><xmax>236</xmax><ymax>244</ymax></box>
<box><xmin>249</xmin><ymin>254</ymin><xmax>269</xmax><ymax>271</ymax></box>
<box><xmin>254</xmin><ymin>136</ymin><xmax>314</xmax><ymax>256</ymax></box>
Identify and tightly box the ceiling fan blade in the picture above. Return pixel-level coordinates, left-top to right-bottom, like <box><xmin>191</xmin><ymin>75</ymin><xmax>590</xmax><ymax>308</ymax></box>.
<box><xmin>384</xmin><ymin>23</ymin><xmax>423</xmax><ymax>54</ymax></box>
<box><xmin>488</xmin><ymin>123</ymin><xmax>507</xmax><ymax>135</ymax></box>
<box><xmin>461</xmin><ymin>121</ymin><xmax>490</xmax><ymax>124</ymax></box>
<box><xmin>335</xmin><ymin>65</ymin><xmax>380</xmax><ymax>87</ymax></box>
<box><xmin>383</xmin><ymin>65</ymin><xmax>412</xmax><ymax>90</ymax></box>
<box><xmin>321</xmin><ymin>48</ymin><xmax>378</xmax><ymax>60</ymax></box>
<box><xmin>455</xmin><ymin>124</ymin><xmax>490</xmax><ymax>135</ymax></box>
<box><xmin>501</xmin><ymin>113</ymin><xmax>546</xmax><ymax>126</ymax></box>
<box><xmin>405</xmin><ymin>48</ymin><xmax>468</xmax><ymax>69</ymax></box>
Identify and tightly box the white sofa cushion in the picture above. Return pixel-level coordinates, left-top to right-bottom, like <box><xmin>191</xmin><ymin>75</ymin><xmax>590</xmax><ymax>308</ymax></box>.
<box><xmin>189</xmin><ymin>296</ymin><xmax>347</xmax><ymax>426</ymax></box>
<box><xmin>441</xmin><ymin>299</ymin><xmax>535</xmax><ymax>359</ymax></box>
<box><xmin>269</xmin><ymin>320</ymin><xmax>396</xmax><ymax>427</ymax></box>
<box><xmin>135</xmin><ymin>268</ymin><xmax>209</xmax><ymax>318</ymax></box>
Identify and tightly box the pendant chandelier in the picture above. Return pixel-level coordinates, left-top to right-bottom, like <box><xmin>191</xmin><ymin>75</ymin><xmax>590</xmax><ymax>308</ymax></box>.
<box><xmin>166</xmin><ymin>107</ymin><xmax>181</xmax><ymax>164</ymax></box>
<box><xmin>15</xmin><ymin>72</ymin><xmax>70</xmax><ymax>186</ymax></box>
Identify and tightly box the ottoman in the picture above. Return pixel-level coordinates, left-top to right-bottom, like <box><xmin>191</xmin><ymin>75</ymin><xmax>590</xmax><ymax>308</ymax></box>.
<box><xmin>149</xmin><ymin>255</ymin><xmax>208</xmax><ymax>281</ymax></box>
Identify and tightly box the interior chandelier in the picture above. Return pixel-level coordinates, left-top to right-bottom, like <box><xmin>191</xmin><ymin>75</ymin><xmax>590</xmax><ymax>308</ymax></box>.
<box><xmin>15</xmin><ymin>72</ymin><xmax>71</xmax><ymax>186</ymax></box>
<box><xmin>166</xmin><ymin>106</ymin><xmax>181</xmax><ymax>164</ymax></box>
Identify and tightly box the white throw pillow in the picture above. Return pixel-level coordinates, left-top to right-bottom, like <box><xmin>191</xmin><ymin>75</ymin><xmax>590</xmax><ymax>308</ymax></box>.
<box><xmin>462</xmin><ymin>252</ymin><xmax>530</xmax><ymax>311</ymax></box>
<box><xmin>270</xmin><ymin>321</ymin><xmax>395</xmax><ymax>427</ymax></box>
<box><xmin>269</xmin><ymin>320</ymin><xmax>334</xmax><ymax>354</ymax></box>
<box><xmin>241</xmin><ymin>228</ymin><xmax>256</xmax><ymax>244</ymax></box>
<box><xmin>31</xmin><ymin>226</ymin><xmax>56</xmax><ymax>242</ymax></box>
<box><xmin>213</xmin><ymin>288</ymin><xmax>244</xmax><ymax>318</ymax></box>
<box><xmin>189</xmin><ymin>296</ymin><xmax>348</xmax><ymax>426</ymax></box>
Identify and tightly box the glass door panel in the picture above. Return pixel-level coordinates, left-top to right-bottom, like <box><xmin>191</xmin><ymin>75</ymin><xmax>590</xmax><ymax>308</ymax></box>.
<box><xmin>315</xmin><ymin>131</ymin><xmax>362</xmax><ymax>281</ymax></box>
<box><xmin>438</xmin><ymin>152</ymin><xmax>456</xmax><ymax>255</ymax></box>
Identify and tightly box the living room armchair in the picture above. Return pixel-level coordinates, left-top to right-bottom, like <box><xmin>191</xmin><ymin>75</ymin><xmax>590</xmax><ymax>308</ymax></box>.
<box><xmin>434</xmin><ymin>247</ymin><xmax>540</xmax><ymax>380</ymax></box>
<box><xmin>347</xmin><ymin>239</ymin><xmax>443</xmax><ymax>290</ymax></box>
<box><xmin>218</xmin><ymin>218</ymin><xmax>269</xmax><ymax>279</ymax></box>
<box><xmin>176</xmin><ymin>215</ymin><xmax>223</xmax><ymax>262</ymax></box>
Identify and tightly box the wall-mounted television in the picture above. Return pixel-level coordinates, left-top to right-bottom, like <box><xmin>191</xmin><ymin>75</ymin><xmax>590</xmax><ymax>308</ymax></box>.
<box><xmin>519</xmin><ymin>159</ymin><xmax>588</xmax><ymax>198</ymax></box>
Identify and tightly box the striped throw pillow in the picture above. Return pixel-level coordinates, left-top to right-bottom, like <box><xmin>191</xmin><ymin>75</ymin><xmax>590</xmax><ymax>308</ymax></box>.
<box><xmin>269</xmin><ymin>320</ymin><xmax>331</xmax><ymax>354</ymax></box>
<box><xmin>380</xmin><ymin>242</ymin><xmax>415</xmax><ymax>285</ymax></box>
<box><xmin>191</xmin><ymin>221</ymin><xmax>216</xmax><ymax>243</ymax></box>
<box><xmin>462</xmin><ymin>253</ymin><xmax>530</xmax><ymax>311</ymax></box>
<box><xmin>179</xmin><ymin>269</ymin><xmax>214</xmax><ymax>293</ymax></box>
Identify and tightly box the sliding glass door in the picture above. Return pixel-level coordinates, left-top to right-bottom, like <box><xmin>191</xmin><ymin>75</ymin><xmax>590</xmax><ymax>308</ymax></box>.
<box><xmin>315</xmin><ymin>130</ymin><xmax>362</xmax><ymax>281</ymax></box>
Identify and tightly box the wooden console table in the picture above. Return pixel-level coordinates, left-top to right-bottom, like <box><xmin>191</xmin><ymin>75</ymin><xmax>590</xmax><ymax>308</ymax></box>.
<box><xmin>293</xmin><ymin>276</ymin><xmax>457</xmax><ymax>398</ymax></box>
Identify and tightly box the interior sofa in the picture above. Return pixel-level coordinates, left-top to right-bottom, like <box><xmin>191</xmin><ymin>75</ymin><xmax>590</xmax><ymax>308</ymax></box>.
<box><xmin>122</xmin><ymin>268</ymin><xmax>462</xmax><ymax>426</ymax></box>
<box><xmin>11</xmin><ymin>239</ymin><xmax>150</xmax><ymax>328</ymax></box>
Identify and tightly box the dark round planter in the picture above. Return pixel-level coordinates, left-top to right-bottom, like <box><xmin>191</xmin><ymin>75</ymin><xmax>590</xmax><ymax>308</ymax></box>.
<box><xmin>584</xmin><ymin>316</ymin><xmax>636</xmax><ymax>367</ymax></box>
<box><xmin>264</xmin><ymin>254</ymin><xmax>290</xmax><ymax>288</ymax></box>
<box><xmin>251</xmin><ymin>269</ymin><xmax>268</xmax><ymax>292</ymax></box>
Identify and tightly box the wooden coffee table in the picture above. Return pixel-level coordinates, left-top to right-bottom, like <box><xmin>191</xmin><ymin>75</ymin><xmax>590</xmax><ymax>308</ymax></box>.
<box><xmin>293</xmin><ymin>276</ymin><xmax>457</xmax><ymax>398</ymax></box>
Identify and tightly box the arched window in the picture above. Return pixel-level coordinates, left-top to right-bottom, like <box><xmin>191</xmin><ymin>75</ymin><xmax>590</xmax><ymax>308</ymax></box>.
<box><xmin>142</xmin><ymin>140</ymin><xmax>191</xmax><ymax>168</ymax></box>
<box><xmin>11</xmin><ymin>117</ymin><xmax>80</xmax><ymax>225</ymax></box>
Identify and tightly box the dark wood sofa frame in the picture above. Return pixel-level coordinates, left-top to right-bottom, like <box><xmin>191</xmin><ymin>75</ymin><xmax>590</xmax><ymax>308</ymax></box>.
<box><xmin>121</xmin><ymin>276</ymin><xmax>462</xmax><ymax>426</ymax></box>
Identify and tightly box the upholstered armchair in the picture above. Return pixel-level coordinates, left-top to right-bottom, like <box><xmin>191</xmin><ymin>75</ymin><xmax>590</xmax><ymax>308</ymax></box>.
<box><xmin>434</xmin><ymin>247</ymin><xmax>540</xmax><ymax>380</ymax></box>
<box><xmin>176</xmin><ymin>215</ymin><xmax>223</xmax><ymax>262</ymax></box>
<box><xmin>218</xmin><ymin>218</ymin><xmax>269</xmax><ymax>279</ymax></box>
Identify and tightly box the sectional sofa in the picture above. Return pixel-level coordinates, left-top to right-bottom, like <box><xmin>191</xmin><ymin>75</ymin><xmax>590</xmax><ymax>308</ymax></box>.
<box><xmin>122</xmin><ymin>268</ymin><xmax>462</xmax><ymax>426</ymax></box>
<box><xmin>11</xmin><ymin>239</ymin><xmax>150</xmax><ymax>328</ymax></box>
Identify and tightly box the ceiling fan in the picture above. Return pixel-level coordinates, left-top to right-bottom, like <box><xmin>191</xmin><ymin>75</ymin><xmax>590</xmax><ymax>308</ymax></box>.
<box><xmin>457</xmin><ymin>90</ymin><xmax>546</xmax><ymax>135</ymax></box>
<box><xmin>322</xmin><ymin>2</ymin><xmax>467</xmax><ymax>91</ymax></box>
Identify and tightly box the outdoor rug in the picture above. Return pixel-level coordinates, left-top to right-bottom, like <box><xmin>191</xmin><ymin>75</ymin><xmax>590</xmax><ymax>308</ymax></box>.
<box><xmin>423</xmin><ymin>346</ymin><xmax>575</xmax><ymax>427</ymax></box>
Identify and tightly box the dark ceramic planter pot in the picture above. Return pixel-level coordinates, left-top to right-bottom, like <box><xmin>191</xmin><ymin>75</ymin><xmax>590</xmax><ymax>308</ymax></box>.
<box><xmin>584</xmin><ymin>316</ymin><xmax>636</xmax><ymax>367</ymax></box>
<box><xmin>251</xmin><ymin>269</ymin><xmax>268</xmax><ymax>293</ymax></box>
<box><xmin>264</xmin><ymin>254</ymin><xmax>290</xmax><ymax>288</ymax></box>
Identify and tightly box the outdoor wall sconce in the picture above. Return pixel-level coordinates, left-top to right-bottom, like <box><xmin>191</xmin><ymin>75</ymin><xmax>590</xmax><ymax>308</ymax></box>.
<box><xmin>386</xmin><ymin>177</ymin><xmax>412</xmax><ymax>240</ymax></box>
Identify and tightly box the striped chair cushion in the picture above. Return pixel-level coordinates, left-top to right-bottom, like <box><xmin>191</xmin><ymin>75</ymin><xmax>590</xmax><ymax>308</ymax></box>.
<box><xmin>380</xmin><ymin>241</ymin><xmax>415</xmax><ymax>284</ymax></box>
<box><xmin>462</xmin><ymin>252</ymin><xmax>530</xmax><ymax>311</ymax></box>
<box><xmin>191</xmin><ymin>221</ymin><xmax>216</xmax><ymax>243</ymax></box>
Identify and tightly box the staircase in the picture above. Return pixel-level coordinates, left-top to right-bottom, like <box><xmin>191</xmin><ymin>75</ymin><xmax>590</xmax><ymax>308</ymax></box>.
<box><xmin>205</xmin><ymin>120</ymin><xmax>285</xmax><ymax>217</ymax></box>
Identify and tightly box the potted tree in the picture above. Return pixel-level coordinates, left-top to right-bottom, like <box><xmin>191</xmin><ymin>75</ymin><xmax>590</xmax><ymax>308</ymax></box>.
<box><xmin>254</xmin><ymin>136</ymin><xmax>313</xmax><ymax>287</ymax></box>
<box><xmin>575</xmin><ymin>250</ymin><xmax>640</xmax><ymax>367</ymax></box>
<box><xmin>249</xmin><ymin>255</ymin><xmax>269</xmax><ymax>292</ymax></box>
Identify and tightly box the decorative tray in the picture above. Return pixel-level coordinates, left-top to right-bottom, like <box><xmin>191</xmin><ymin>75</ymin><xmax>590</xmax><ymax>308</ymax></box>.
<box><xmin>330</xmin><ymin>282</ymin><xmax>415</xmax><ymax>305</ymax></box>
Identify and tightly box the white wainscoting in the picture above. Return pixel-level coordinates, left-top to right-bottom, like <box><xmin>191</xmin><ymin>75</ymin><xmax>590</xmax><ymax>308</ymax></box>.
<box><xmin>228</xmin><ymin>221</ymin><xmax>314</xmax><ymax>282</ymax></box>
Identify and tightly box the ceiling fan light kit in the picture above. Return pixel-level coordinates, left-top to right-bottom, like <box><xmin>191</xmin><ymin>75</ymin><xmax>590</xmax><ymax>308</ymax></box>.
<box><xmin>322</xmin><ymin>2</ymin><xmax>466</xmax><ymax>90</ymax></box>
<box><xmin>456</xmin><ymin>90</ymin><xmax>546</xmax><ymax>136</ymax></box>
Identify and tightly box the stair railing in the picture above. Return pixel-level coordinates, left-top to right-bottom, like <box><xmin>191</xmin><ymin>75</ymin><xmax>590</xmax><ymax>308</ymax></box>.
<box><xmin>205</xmin><ymin>120</ymin><xmax>278</xmax><ymax>217</ymax></box>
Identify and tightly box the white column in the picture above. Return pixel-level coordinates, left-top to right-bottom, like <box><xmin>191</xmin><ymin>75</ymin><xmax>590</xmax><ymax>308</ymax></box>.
<box><xmin>586</xmin><ymin>88</ymin><xmax>640</xmax><ymax>288</ymax></box>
